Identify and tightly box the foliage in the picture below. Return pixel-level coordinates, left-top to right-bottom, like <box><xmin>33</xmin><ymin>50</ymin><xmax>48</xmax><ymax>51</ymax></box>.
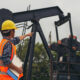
<box><xmin>16</xmin><ymin>38</ymin><xmax>55</xmax><ymax>80</ymax></box>
<box><xmin>17</xmin><ymin>39</ymin><xmax>29</xmax><ymax>61</ymax></box>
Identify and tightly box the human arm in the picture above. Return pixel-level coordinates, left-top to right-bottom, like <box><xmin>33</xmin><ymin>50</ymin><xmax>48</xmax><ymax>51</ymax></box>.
<box><xmin>19</xmin><ymin>32</ymin><xmax>33</xmax><ymax>41</ymax></box>
<box><xmin>7</xmin><ymin>63</ymin><xmax>23</xmax><ymax>74</ymax></box>
<box><xmin>49</xmin><ymin>43</ymin><xmax>59</xmax><ymax>51</ymax></box>
<box><xmin>10</xmin><ymin>32</ymin><xmax>33</xmax><ymax>45</ymax></box>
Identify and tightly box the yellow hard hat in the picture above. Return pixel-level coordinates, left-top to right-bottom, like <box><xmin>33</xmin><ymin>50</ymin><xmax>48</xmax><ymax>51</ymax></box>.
<box><xmin>1</xmin><ymin>20</ymin><xmax>18</xmax><ymax>30</ymax></box>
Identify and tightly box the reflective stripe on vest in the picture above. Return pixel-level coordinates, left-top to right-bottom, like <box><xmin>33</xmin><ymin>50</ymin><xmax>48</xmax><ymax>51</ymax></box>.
<box><xmin>0</xmin><ymin>40</ymin><xmax>8</xmax><ymax>56</ymax></box>
<box><xmin>0</xmin><ymin>71</ymin><xmax>7</xmax><ymax>75</ymax></box>
<box><xmin>0</xmin><ymin>39</ymin><xmax>16</xmax><ymax>73</ymax></box>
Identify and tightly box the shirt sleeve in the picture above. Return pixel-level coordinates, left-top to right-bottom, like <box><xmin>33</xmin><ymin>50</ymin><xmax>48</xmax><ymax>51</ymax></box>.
<box><xmin>10</xmin><ymin>37</ymin><xmax>20</xmax><ymax>45</ymax></box>
<box><xmin>2</xmin><ymin>42</ymin><xmax>12</xmax><ymax>66</ymax></box>
<box><xmin>50</xmin><ymin>43</ymin><xmax>59</xmax><ymax>51</ymax></box>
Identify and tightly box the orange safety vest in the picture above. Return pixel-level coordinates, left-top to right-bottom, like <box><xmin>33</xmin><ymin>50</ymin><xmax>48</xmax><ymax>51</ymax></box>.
<box><xmin>0</xmin><ymin>39</ymin><xmax>23</xmax><ymax>80</ymax></box>
<box><xmin>0</xmin><ymin>39</ymin><xmax>16</xmax><ymax>73</ymax></box>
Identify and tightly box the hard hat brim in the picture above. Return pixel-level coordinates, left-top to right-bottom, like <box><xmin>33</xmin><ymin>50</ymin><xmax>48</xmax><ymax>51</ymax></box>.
<box><xmin>1</xmin><ymin>26</ymin><xmax>18</xmax><ymax>31</ymax></box>
<box><xmin>14</xmin><ymin>26</ymin><xmax>18</xmax><ymax>30</ymax></box>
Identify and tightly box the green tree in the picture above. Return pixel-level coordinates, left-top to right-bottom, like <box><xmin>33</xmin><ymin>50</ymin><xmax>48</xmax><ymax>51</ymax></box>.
<box><xmin>17</xmin><ymin>39</ymin><xmax>51</xmax><ymax>80</ymax></box>
<box><xmin>17</xmin><ymin>39</ymin><xmax>29</xmax><ymax>61</ymax></box>
<box><xmin>32</xmin><ymin>42</ymin><xmax>50</xmax><ymax>80</ymax></box>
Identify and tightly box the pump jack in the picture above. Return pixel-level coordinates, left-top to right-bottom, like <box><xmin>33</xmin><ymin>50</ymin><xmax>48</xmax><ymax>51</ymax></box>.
<box><xmin>0</xmin><ymin>6</ymin><xmax>71</xmax><ymax>80</ymax></box>
<box><xmin>50</xmin><ymin>11</ymin><xmax>80</xmax><ymax>80</ymax></box>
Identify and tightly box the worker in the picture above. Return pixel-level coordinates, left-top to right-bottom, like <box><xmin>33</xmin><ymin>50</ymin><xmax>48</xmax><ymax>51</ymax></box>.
<box><xmin>49</xmin><ymin>35</ymin><xmax>80</xmax><ymax>62</ymax></box>
<box><xmin>0</xmin><ymin>20</ymin><xmax>33</xmax><ymax>80</ymax></box>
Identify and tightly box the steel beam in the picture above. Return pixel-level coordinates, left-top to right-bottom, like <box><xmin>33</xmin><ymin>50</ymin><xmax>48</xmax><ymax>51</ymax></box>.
<box><xmin>0</xmin><ymin>6</ymin><xmax>63</xmax><ymax>24</ymax></box>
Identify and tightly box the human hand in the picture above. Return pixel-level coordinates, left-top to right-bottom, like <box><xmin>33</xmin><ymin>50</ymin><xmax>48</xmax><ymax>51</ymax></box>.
<box><xmin>27</xmin><ymin>32</ymin><xmax>34</xmax><ymax>37</ymax></box>
<box><xmin>19</xmin><ymin>32</ymin><xmax>34</xmax><ymax>40</ymax></box>
<box><xmin>58</xmin><ymin>40</ymin><xmax>62</xmax><ymax>45</ymax></box>
<box><xmin>72</xmin><ymin>46</ymin><xmax>76</xmax><ymax>51</ymax></box>
<box><xmin>17</xmin><ymin>67</ymin><xmax>23</xmax><ymax>74</ymax></box>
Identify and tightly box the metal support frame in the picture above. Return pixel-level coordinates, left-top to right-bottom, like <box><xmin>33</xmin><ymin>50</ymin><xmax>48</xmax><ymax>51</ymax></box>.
<box><xmin>0</xmin><ymin>6</ymin><xmax>70</xmax><ymax>80</ymax></box>
<box><xmin>0</xmin><ymin>6</ymin><xmax>64</xmax><ymax>27</ymax></box>
<box><xmin>21</xmin><ymin>20</ymin><xmax>54</xmax><ymax>80</ymax></box>
<box><xmin>55</xmin><ymin>13</ymin><xmax>73</xmax><ymax>42</ymax></box>
<box><xmin>54</xmin><ymin>13</ymin><xmax>74</xmax><ymax>80</ymax></box>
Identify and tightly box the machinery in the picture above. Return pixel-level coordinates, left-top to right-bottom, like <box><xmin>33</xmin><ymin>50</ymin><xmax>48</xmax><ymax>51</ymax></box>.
<box><xmin>0</xmin><ymin>6</ymin><xmax>80</xmax><ymax>80</ymax></box>
<box><xmin>50</xmin><ymin>13</ymin><xmax>80</xmax><ymax>80</ymax></box>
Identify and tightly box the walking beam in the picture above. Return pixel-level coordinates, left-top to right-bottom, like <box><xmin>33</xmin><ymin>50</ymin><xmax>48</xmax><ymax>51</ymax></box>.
<box><xmin>0</xmin><ymin>6</ymin><xmax>64</xmax><ymax>24</ymax></box>
<box><xmin>13</xmin><ymin>6</ymin><xmax>64</xmax><ymax>23</ymax></box>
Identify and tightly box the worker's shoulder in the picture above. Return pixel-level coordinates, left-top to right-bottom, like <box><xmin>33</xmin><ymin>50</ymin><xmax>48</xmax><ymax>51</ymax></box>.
<box><xmin>3</xmin><ymin>41</ymin><xmax>12</xmax><ymax>49</ymax></box>
<box><xmin>10</xmin><ymin>37</ymin><xmax>20</xmax><ymax>45</ymax></box>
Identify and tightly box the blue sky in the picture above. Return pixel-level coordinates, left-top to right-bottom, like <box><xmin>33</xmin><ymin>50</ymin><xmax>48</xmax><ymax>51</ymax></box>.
<box><xmin>0</xmin><ymin>0</ymin><xmax>80</xmax><ymax>43</ymax></box>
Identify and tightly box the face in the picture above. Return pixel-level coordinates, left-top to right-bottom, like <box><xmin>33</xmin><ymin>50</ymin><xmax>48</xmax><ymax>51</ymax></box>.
<box><xmin>10</xmin><ymin>30</ymin><xmax>15</xmax><ymax>38</ymax></box>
